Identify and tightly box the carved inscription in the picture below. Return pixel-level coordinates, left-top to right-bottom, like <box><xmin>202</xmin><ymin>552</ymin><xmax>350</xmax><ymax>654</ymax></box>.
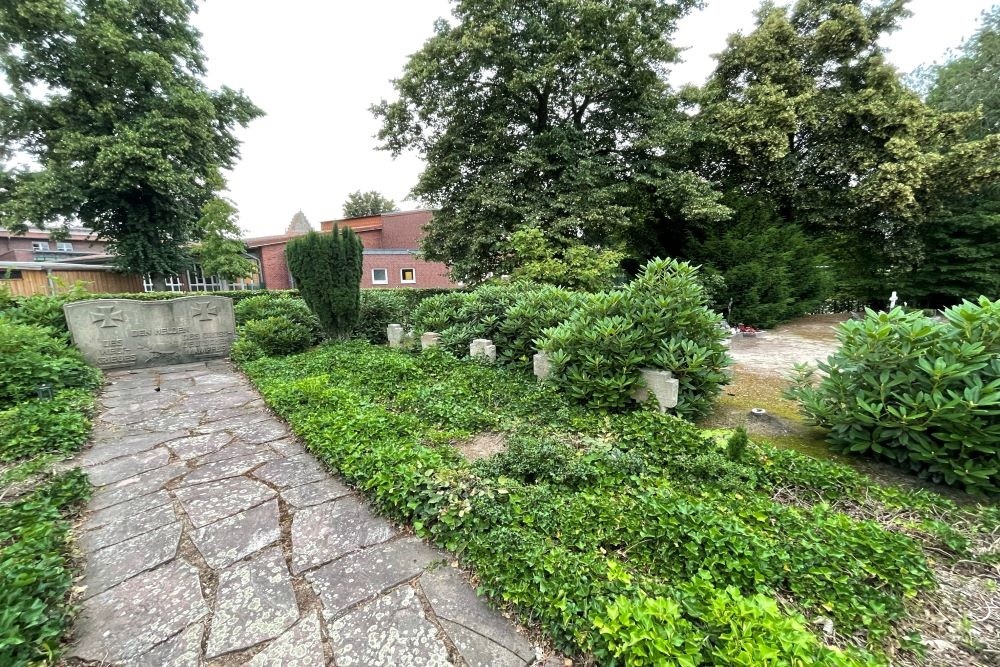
<box><xmin>65</xmin><ymin>296</ymin><xmax>236</xmax><ymax>369</ymax></box>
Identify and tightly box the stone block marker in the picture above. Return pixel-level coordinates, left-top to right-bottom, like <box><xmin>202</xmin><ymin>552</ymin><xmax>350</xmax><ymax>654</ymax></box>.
<box><xmin>421</xmin><ymin>331</ymin><xmax>441</xmax><ymax>350</ymax></box>
<box><xmin>470</xmin><ymin>338</ymin><xmax>497</xmax><ymax>362</ymax></box>
<box><xmin>533</xmin><ymin>351</ymin><xmax>552</xmax><ymax>381</ymax></box>
<box><xmin>387</xmin><ymin>323</ymin><xmax>404</xmax><ymax>348</ymax></box>
<box><xmin>64</xmin><ymin>296</ymin><xmax>235</xmax><ymax>369</ymax></box>
<box><xmin>631</xmin><ymin>368</ymin><xmax>680</xmax><ymax>412</ymax></box>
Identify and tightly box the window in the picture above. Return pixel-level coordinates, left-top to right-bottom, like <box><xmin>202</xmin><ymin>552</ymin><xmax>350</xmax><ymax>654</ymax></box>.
<box><xmin>400</xmin><ymin>268</ymin><xmax>416</xmax><ymax>284</ymax></box>
<box><xmin>0</xmin><ymin>269</ymin><xmax>23</xmax><ymax>280</ymax></box>
<box><xmin>372</xmin><ymin>268</ymin><xmax>388</xmax><ymax>285</ymax></box>
<box><xmin>144</xmin><ymin>275</ymin><xmax>184</xmax><ymax>292</ymax></box>
<box><xmin>55</xmin><ymin>242</ymin><xmax>74</xmax><ymax>252</ymax></box>
<box><xmin>187</xmin><ymin>266</ymin><xmax>222</xmax><ymax>292</ymax></box>
<box><xmin>31</xmin><ymin>241</ymin><xmax>50</xmax><ymax>251</ymax></box>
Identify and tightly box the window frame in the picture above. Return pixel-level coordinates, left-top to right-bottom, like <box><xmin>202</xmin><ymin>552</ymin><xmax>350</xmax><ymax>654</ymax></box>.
<box><xmin>31</xmin><ymin>241</ymin><xmax>50</xmax><ymax>251</ymax></box>
<box><xmin>400</xmin><ymin>268</ymin><xmax>416</xmax><ymax>284</ymax></box>
<box><xmin>371</xmin><ymin>268</ymin><xmax>389</xmax><ymax>285</ymax></box>
<box><xmin>55</xmin><ymin>242</ymin><xmax>74</xmax><ymax>252</ymax></box>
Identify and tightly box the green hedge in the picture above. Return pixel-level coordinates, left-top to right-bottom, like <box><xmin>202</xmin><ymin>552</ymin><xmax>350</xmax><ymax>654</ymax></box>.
<box><xmin>789</xmin><ymin>298</ymin><xmax>1000</xmax><ymax>495</ymax></box>
<box><xmin>235</xmin><ymin>342</ymin><xmax>976</xmax><ymax>665</ymax></box>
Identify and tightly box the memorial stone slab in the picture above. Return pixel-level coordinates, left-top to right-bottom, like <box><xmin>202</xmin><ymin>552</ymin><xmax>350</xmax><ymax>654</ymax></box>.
<box><xmin>64</xmin><ymin>296</ymin><xmax>236</xmax><ymax>369</ymax></box>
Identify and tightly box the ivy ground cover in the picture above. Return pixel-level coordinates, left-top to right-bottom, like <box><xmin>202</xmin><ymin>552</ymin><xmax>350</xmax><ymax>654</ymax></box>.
<box><xmin>240</xmin><ymin>342</ymin><xmax>996</xmax><ymax>666</ymax></box>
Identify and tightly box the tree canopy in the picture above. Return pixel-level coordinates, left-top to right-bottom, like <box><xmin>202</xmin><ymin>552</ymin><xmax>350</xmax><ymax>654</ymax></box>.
<box><xmin>342</xmin><ymin>190</ymin><xmax>397</xmax><ymax>218</ymax></box>
<box><xmin>373</xmin><ymin>0</ymin><xmax>726</xmax><ymax>283</ymax></box>
<box><xmin>0</xmin><ymin>0</ymin><xmax>262</xmax><ymax>278</ymax></box>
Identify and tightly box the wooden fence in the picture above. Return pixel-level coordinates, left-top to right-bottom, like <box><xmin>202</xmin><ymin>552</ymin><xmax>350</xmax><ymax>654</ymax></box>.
<box><xmin>0</xmin><ymin>263</ymin><xmax>143</xmax><ymax>297</ymax></box>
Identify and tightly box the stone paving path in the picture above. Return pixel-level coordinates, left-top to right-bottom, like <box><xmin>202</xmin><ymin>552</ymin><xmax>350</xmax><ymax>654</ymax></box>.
<box><xmin>66</xmin><ymin>360</ymin><xmax>550</xmax><ymax>666</ymax></box>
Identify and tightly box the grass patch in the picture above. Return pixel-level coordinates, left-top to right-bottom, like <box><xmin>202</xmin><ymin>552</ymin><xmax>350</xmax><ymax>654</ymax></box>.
<box><xmin>241</xmin><ymin>342</ymin><xmax>996</xmax><ymax>665</ymax></box>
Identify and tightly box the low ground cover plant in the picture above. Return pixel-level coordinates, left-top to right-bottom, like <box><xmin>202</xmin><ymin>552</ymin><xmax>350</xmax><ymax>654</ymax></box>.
<box><xmin>240</xmin><ymin>342</ymin><xmax>993</xmax><ymax>665</ymax></box>
<box><xmin>788</xmin><ymin>298</ymin><xmax>1000</xmax><ymax>495</ymax></box>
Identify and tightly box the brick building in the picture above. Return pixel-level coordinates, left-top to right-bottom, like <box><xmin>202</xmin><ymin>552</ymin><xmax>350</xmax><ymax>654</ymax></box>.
<box><xmin>247</xmin><ymin>210</ymin><xmax>458</xmax><ymax>290</ymax></box>
<box><xmin>0</xmin><ymin>226</ymin><xmax>110</xmax><ymax>263</ymax></box>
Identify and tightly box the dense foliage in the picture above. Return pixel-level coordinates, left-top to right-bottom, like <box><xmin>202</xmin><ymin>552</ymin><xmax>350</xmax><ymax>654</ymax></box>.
<box><xmin>0</xmin><ymin>470</ymin><xmax>90</xmax><ymax>666</ymax></box>
<box><xmin>237</xmin><ymin>342</ymin><xmax>993</xmax><ymax>664</ymax></box>
<box><xmin>285</xmin><ymin>228</ymin><xmax>364</xmax><ymax>340</ymax></box>
<box><xmin>0</xmin><ymin>322</ymin><xmax>100</xmax><ymax>406</ymax></box>
<box><xmin>682</xmin><ymin>196</ymin><xmax>830</xmax><ymax>327</ymax></box>
<box><xmin>373</xmin><ymin>0</ymin><xmax>727</xmax><ymax>282</ymax></box>
<box><xmin>508</xmin><ymin>227</ymin><xmax>624</xmax><ymax>292</ymax></box>
<box><xmin>230</xmin><ymin>316</ymin><xmax>315</xmax><ymax>364</ymax></box>
<box><xmin>342</xmin><ymin>190</ymin><xmax>397</xmax><ymax>218</ymax></box>
<box><xmin>788</xmin><ymin>299</ymin><xmax>1000</xmax><ymax>495</ymax></box>
<box><xmin>542</xmin><ymin>259</ymin><xmax>730</xmax><ymax>419</ymax></box>
<box><xmin>233</xmin><ymin>293</ymin><xmax>322</xmax><ymax>340</ymax></box>
<box><xmin>0</xmin><ymin>0</ymin><xmax>262</xmax><ymax>279</ymax></box>
<box><xmin>356</xmin><ymin>290</ymin><xmax>410</xmax><ymax>343</ymax></box>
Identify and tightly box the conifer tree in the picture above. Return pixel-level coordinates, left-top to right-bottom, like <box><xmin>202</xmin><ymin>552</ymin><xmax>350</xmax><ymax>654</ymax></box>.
<box><xmin>286</xmin><ymin>228</ymin><xmax>363</xmax><ymax>340</ymax></box>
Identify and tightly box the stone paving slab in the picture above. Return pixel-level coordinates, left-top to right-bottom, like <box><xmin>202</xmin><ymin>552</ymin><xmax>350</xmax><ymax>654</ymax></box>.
<box><xmin>206</xmin><ymin>546</ymin><xmax>299</xmax><ymax>658</ymax></box>
<box><xmin>328</xmin><ymin>585</ymin><xmax>452</xmax><ymax>666</ymax></box>
<box><xmin>69</xmin><ymin>361</ymin><xmax>541</xmax><ymax>666</ymax></box>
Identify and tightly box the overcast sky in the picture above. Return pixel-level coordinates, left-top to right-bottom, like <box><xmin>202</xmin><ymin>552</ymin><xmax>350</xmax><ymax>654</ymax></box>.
<box><xmin>192</xmin><ymin>0</ymin><xmax>994</xmax><ymax>237</ymax></box>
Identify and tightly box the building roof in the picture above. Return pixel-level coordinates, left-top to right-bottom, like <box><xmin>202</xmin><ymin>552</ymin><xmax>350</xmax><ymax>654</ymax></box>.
<box><xmin>0</xmin><ymin>226</ymin><xmax>101</xmax><ymax>241</ymax></box>
<box><xmin>243</xmin><ymin>234</ymin><xmax>301</xmax><ymax>249</ymax></box>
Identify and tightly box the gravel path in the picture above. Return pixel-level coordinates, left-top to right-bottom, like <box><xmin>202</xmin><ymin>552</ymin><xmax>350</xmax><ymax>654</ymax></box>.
<box><xmin>726</xmin><ymin>313</ymin><xmax>846</xmax><ymax>377</ymax></box>
<box><xmin>66</xmin><ymin>361</ymin><xmax>547</xmax><ymax>666</ymax></box>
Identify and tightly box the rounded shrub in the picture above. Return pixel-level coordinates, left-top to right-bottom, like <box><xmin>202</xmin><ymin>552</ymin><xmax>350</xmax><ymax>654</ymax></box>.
<box><xmin>788</xmin><ymin>297</ymin><xmax>1000</xmax><ymax>495</ymax></box>
<box><xmin>496</xmin><ymin>285</ymin><xmax>593</xmax><ymax>368</ymax></box>
<box><xmin>356</xmin><ymin>290</ymin><xmax>409</xmax><ymax>343</ymax></box>
<box><xmin>230</xmin><ymin>315</ymin><xmax>314</xmax><ymax>364</ymax></box>
<box><xmin>0</xmin><ymin>322</ymin><xmax>101</xmax><ymax>406</ymax></box>
<box><xmin>540</xmin><ymin>258</ymin><xmax>731</xmax><ymax>419</ymax></box>
<box><xmin>234</xmin><ymin>293</ymin><xmax>322</xmax><ymax>342</ymax></box>
<box><xmin>411</xmin><ymin>283</ymin><xmax>532</xmax><ymax>357</ymax></box>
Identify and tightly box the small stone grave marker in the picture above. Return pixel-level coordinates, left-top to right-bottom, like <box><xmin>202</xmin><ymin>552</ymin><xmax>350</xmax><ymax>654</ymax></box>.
<box><xmin>64</xmin><ymin>296</ymin><xmax>236</xmax><ymax>369</ymax></box>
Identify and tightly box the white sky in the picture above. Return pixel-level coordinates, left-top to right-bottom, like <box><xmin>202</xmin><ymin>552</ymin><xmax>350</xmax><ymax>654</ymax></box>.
<box><xmin>192</xmin><ymin>0</ymin><xmax>994</xmax><ymax>237</ymax></box>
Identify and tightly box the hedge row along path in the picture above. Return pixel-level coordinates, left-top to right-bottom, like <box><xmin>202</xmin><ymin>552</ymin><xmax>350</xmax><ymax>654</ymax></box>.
<box><xmin>65</xmin><ymin>361</ymin><xmax>549</xmax><ymax>666</ymax></box>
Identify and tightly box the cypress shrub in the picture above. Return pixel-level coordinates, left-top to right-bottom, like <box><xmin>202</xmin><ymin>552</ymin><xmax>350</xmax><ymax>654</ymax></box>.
<box><xmin>285</xmin><ymin>228</ymin><xmax>363</xmax><ymax>340</ymax></box>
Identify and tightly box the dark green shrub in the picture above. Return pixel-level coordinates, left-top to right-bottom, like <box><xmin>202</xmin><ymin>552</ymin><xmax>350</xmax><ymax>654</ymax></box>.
<box><xmin>231</xmin><ymin>316</ymin><xmax>314</xmax><ymax>364</ymax></box>
<box><xmin>356</xmin><ymin>290</ymin><xmax>409</xmax><ymax>343</ymax></box>
<box><xmin>0</xmin><ymin>322</ymin><xmax>101</xmax><ymax>407</ymax></box>
<box><xmin>234</xmin><ymin>293</ymin><xmax>322</xmax><ymax>341</ymax></box>
<box><xmin>285</xmin><ymin>228</ymin><xmax>363</xmax><ymax>339</ymax></box>
<box><xmin>0</xmin><ymin>390</ymin><xmax>94</xmax><ymax>462</ymax></box>
<box><xmin>411</xmin><ymin>283</ymin><xmax>532</xmax><ymax>356</ymax></box>
<box><xmin>0</xmin><ymin>469</ymin><xmax>90</xmax><ymax>665</ymax></box>
<box><xmin>496</xmin><ymin>285</ymin><xmax>592</xmax><ymax>367</ymax></box>
<box><xmin>788</xmin><ymin>298</ymin><xmax>1000</xmax><ymax>495</ymax></box>
<box><xmin>541</xmin><ymin>258</ymin><xmax>731</xmax><ymax>419</ymax></box>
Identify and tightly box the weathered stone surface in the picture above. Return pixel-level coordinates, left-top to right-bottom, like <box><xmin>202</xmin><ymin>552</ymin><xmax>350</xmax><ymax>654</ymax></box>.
<box><xmin>630</xmin><ymin>368</ymin><xmax>679</xmax><ymax>411</ymax></box>
<box><xmin>328</xmin><ymin>585</ymin><xmax>451</xmax><ymax>667</ymax></box>
<box><xmin>194</xmin><ymin>409</ymin><xmax>271</xmax><ymax>434</ymax></box>
<box><xmin>198</xmin><ymin>440</ymin><xmax>274</xmax><ymax>464</ymax></box>
<box><xmin>420</xmin><ymin>332</ymin><xmax>441</xmax><ymax>350</ymax></box>
<box><xmin>470</xmin><ymin>338</ymin><xmax>496</xmax><ymax>362</ymax></box>
<box><xmin>441</xmin><ymin>620</ymin><xmax>528</xmax><ymax>667</ymax></box>
<box><xmin>281</xmin><ymin>478</ymin><xmax>352</xmax><ymax>508</ymax></box>
<box><xmin>533</xmin><ymin>352</ymin><xmax>552</xmax><ymax>381</ymax></box>
<box><xmin>227</xmin><ymin>419</ymin><xmax>290</xmax><ymax>445</ymax></box>
<box><xmin>206</xmin><ymin>547</ymin><xmax>299</xmax><ymax>658</ymax></box>
<box><xmin>168</xmin><ymin>432</ymin><xmax>235</xmax><ymax>460</ymax></box>
<box><xmin>83</xmin><ymin>522</ymin><xmax>181</xmax><ymax>598</ymax></box>
<box><xmin>422</xmin><ymin>566</ymin><xmax>534</xmax><ymax>663</ymax></box>
<box><xmin>305</xmin><ymin>537</ymin><xmax>441</xmax><ymax>619</ymax></box>
<box><xmin>387</xmin><ymin>323</ymin><xmax>404</xmax><ymax>348</ymax></box>
<box><xmin>190</xmin><ymin>500</ymin><xmax>280</xmax><ymax>569</ymax></box>
<box><xmin>252</xmin><ymin>454</ymin><xmax>327</xmax><ymax>489</ymax></box>
<box><xmin>176</xmin><ymin>477</ymin><xmax>276</xmax><ymax>528</ymax></box>
<box><xmin>179</xmin><ymin>450</ymin><xmax>278</xmax><ymax>486</ymax></box>
<box><xmin>86</xmin><ymin>446</ymin><xmax>170</xmax><ymax>486</ymax></box>
<box><xmin>64</xmin><ymin>296</ymin><xmax>235</xmax><ymax>369</ymax></box>
<box><xmin>132</xmin><ymin>622</ymin><xmax>204</xmax><ymax>667</ymax></box>
<box><xmin>80</xmin><ymin>501</ymin><xmax>176</xmax><ymax>552</ymax></box>
<box><xmin>89</xmin><ymin>463</ymin><xmax>187</xmax><ymax>511</ymax></box>
<box><xmin>244</xmin><ymin>612</ymin><xmax>325</xmax><ymax>667</ymax></box>
<box><xmin>80</xmin><ymin>430</ymin><xmax>188</xmax><ymax>467</ymax></box>
<box><xmin>268</xmin><ymin>437</ymin><xmax>307</xmax><ymax>458</ymax></box>
<box><xmin>69</xmin><ymin>560</ymin><xmax>208</xmax><ymax>662</ymax></box>
<box><xmin>131</xmin><ymin>411</ymin><xmax>204</xmax><ymax>431</ymax></box>
<box><xmin>83</xmin><ymin>489</ymin><xmax>172</xmax><ymax>531</ymax></box>
<box><xmin>291</xmin><ymin>497</ymin><xmax>395</xmax><ymax>573</ymax></box>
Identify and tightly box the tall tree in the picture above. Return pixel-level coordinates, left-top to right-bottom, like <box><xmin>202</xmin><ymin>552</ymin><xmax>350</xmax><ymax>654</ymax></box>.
<box><xmin>342</xmin><ymin>190</ymin><xmax>397</xmax><ymax>218</ymax></box>
<box><xmin>286</xmin><ymin>228</ymin><xmax>363</xmax><ymax>340</ymax></box>
<box><xmin>373</xmin><ymin>0</ymin><xmax>727</xmax><ymax>283</ymax></box>
<box><xmin>0</xmin><ymin>0</ymin><xmax>262</xmax><ymax>282</ymax></box>
<box><xmin>902</xmin><ymin>7</ymin><xmax>1000</xmax><ymax>305</ymax></box>
<box><xmin>189</xmin><ymin>198</ymin><xmax>257</xmax><ymax>283</ymax></box>
<box><xmin>690</xmin><ymin>0</ymin><xmax>999</xmax><ymax>301</ymax></box>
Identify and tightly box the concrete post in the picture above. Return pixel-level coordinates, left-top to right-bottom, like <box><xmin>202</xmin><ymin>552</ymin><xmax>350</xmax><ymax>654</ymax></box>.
<box><xmin>631</xmin><ymin>368</ymin><xmax>679</xmax><ymax>412</ymax></box>
<box><xmin>420</xmin><ymin>332</ymin><xmax>441</xmax><ymax>350</ymax></box>
<box><xmin>387</xmin><ymin>324</ymin><xmax>404</xmax><ymax>348</ymax></box>
<box><xmin>533</xmin><ymin>352</ymin><xmax>552</xmax><ymax>381</ymax></box>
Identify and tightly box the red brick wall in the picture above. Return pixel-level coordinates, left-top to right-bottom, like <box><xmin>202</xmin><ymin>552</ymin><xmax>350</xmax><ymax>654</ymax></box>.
<box><xmin>381</xmin><ymin>211</ymin><xmax>432</xmax><ymax>249</ymax></box>
<box><xmin>259</xmin><ymin>244</ymin><xmax>293</xmax><ymax>290</ymax></box>
<box><xmin>362</xmin><ymin>254</ymin><xmax>455</xmax><ymax>289</ymax></box>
